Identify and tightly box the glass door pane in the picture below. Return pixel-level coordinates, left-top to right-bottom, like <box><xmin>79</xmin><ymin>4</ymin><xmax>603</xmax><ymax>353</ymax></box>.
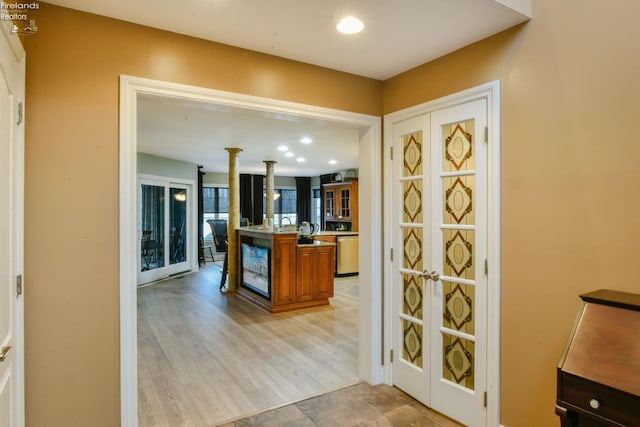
<box><xmin>169</xmin><ymin>187</ymin><xmax>187</xmax><ymax>265</ymax></box>
<box><xmin>140</xmin><ymin>184</ymin><xmax>165</xmax><ymax>272</ymax></box>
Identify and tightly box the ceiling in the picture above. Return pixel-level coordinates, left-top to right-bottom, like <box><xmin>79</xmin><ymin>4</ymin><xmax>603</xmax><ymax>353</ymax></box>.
<box><xmin>137</xmin><ymin>94</ymin><xmax>361</xmax><ymax>176</ymax></box>
<box><xmin>45</xmin><ymin>0</ymin><xmax>530</xmax><ymax>176</ymax></box>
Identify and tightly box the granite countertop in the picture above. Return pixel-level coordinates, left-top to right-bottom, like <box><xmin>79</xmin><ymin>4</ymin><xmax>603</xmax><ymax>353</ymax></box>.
<box><xmin>239</xmin><ymin>225</ymin><xmax>298</xmax><ymax>235</ymax></box>
<box><xmin>238</xmin><ymin>226</ymin><xmax>358</xmax><ymax>237</ymax></box>
<box><xmin>298</xmin><ymin>241</ymin><xmax>337</xmax><ymax>247</ymax></box>
<box><xmin>313</xmin><ymin>231</ymin><xmax>359</xmax><ymax>236</ymax></box>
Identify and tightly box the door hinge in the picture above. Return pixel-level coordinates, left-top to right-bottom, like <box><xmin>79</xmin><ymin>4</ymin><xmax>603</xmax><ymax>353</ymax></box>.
<box><xmin>16</xmin><ymin>274</ymin><xmax>22</xmax><ymax>296</ymax></box>
<box><xmin>390</xmin><ymin>248</ymin><xmax>394</xmax><ymax>262</ymax></box>
<box><xmin>484</xmin><ymin>126</ymin><xmax>488</xmax><ymax>143</ymax></box>
<box><xmin>390</xmin><ymin>146</ymin><xmax>393</xmax><ymax>160</ymax></box>
<box><xmin>483</xmin><ymin>391</ymin><xmax>488</xmax><ymax>407</ymax></box>
<box><xmin>390</xmin><ymin>349</ymin><xmax>394</xmax><ymax>363</ymax></box>
<box><xmin>484</xmin><ymin>259</ymin><xmax>488</xmax><ymax>276</ymax></box>
<box><xmin>17</xmin><ymin>102</ymin><xmax>23</xmax><ymax>125</ymax></box>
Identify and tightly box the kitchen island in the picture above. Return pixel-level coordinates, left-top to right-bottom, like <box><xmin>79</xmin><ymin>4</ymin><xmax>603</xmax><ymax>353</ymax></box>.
<box><xmin>237</xmin><ymin>226</ymin><xmax>336</xmax><ymax>313</ymax></box>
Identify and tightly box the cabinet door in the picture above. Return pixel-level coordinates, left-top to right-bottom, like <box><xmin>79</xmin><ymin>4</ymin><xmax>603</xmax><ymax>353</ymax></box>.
<box><xmin>313</xmin><ymin>235</ymin><xmax>337</xmax><ymax>273</ymax></box>
<box><xmin>339</xmin><ymin>187</ymin><xmax>352</xmax><ymax>220</ymax></box>
<box><xmin>325</xmin><ymin>189</ymin><xmax>336</xmax><ymax>219</ymax></box>
<box><xmin>272</xmin><ymin>235</ymin><xmax>297</xmax><ymax>305</ymax></box>
<box><xmin>313</xmin><ymin>246</ymin><xmax>335</xmax><ymax>299</ymax></box>
<box><xmin>296</xmin><ymin>248</ymin><xmax>314</xmax><ymax>302</ymax></box>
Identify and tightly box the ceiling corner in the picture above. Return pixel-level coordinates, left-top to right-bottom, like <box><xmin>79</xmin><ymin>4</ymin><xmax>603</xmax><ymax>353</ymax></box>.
<box><xmin>493</xmin><ymin>0</ymin><xmax>532</xmax><ymax>18</ymax></box>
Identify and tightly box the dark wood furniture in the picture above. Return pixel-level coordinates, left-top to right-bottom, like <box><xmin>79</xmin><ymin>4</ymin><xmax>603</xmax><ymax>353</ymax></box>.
<box><xmin>556</xmin><ymin>289</ymin><xmax>640</xmax><ymax>427</ymax></box>
<box><xmin>206</xmin><ymin>219</ymin><xmax>228</xmax><ymax>253</ymax></box>
<box><xmin>237</xmin><ymin>227</ymin><xmax>335</xmax><ymax>313</ymax></box>
<box><xmin>323</xmin><ymin>178</ymin><xmax>358</xmax><ymax>231</ymax></box>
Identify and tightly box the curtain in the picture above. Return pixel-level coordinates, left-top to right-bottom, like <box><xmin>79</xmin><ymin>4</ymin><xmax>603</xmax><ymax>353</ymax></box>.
<box><xmin>251</xmin><ymin>174</ymin><xmax>264</xmax><ymax>225</ymax></box>
<box><xmin>197</xmin><ymin>167</ymin><xmax>204</xmax><ymax>263</ymax></box>
<box><xmin>239</xmin><ymin>174</ymin><xmax>252</xmax><ymax>222</ymax></box>
<box><xmin>295</xmin><ymin>177</ymin><xmax>311</xmax><ymax>223</ymax></box>
<box><xmin>319</xmin><ymin>173</ymin><xmax>333</xmax><ymax>230</ymax></box>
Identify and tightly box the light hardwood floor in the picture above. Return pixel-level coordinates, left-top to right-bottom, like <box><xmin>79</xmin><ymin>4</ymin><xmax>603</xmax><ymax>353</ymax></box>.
<box><xmin>138</xmin><ymin>262</ymin><xmax>360</xmax><ymax>426</ymax></box>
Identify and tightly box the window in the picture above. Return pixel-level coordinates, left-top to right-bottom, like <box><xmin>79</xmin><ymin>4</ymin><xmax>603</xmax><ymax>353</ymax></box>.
<box><xmin>203</xmin><ymin>187</ymin><xmax>229</xmax><ymax>240</ymax></box>
<box><xmin>264</xmin><ymin>188</ymin><xmax>297</xmax><ymax>225</ymax></box>
<box><xmin>312</xmin><ymin>188</ymin><xmax>321</xmax><ymax>225</ymax></box>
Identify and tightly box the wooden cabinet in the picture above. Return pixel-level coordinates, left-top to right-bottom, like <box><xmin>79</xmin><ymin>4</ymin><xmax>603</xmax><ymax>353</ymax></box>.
<box><xmin>270</xmin><ymin>233</ymin><xmax>297</xmax><ymax>306</ymax></box>
<box><xmin>323</xmin><ymin>179</ymin><xmax>358</xmax><ymax>231</ymax></box>
<box><xmin>237</xmin><ymin>228</ymin><xmax>335</xmax><ymax>313</ymax></box>
<box><xmin>556</xmin><ymin>289</ymin><xmax>640</xmax><ymax>427</ymax></box>
<box><xmin>312</xmin><ymin>234</ymin><xmax>337</xmax><ymax>274</ymax></box>
<box><xmin>297</xmin><ymin>245</ymin><xmax>334</xmax><ymax>302</ymax></box>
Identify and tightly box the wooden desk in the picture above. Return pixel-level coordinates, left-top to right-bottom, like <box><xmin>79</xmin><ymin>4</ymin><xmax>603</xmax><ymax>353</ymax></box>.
<box><xmin>556</xmin><ymin>289</ymin><xmax>640</xmax><ymax>426</ymax></box>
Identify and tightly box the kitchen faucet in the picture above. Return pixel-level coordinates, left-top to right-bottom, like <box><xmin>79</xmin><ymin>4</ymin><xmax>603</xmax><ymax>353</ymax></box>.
<box><xmin>280</xmin><ymin>217</ymin><xmax>291</xmax><ymax>225</ymax></box>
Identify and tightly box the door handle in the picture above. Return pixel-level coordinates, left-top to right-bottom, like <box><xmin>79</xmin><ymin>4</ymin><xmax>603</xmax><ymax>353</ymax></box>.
<box><xmin>418</xmin><ymin>270</ymin><xmax>440</xmax><ymax>282</ymax></box>
<box><xmin>0</xmin><ymin>346</ymin><xmax>11</xmax><ymax>362</ymax></box>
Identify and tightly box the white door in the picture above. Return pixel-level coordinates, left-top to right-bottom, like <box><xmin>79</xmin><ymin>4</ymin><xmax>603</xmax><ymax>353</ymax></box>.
<box><xmin>138</xmin><ymin>179</ymin><xmax>192</xmax><ymax>285</ymax></box>
<box><xmin>392</xmin><ymin>99</ymin><xmax>488</xmax><ymax>426</ymax></box>
<box><xmin>0</xmin><ymin>24</ymin><xmax>25</xmax><ymax>427</ymax></box>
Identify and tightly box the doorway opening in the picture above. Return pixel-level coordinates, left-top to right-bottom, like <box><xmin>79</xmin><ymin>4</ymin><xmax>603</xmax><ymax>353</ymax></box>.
<box><xmin>119</xmin><ymin>75</ymin><xmax>382</xmax><ymax>425</ymax></box>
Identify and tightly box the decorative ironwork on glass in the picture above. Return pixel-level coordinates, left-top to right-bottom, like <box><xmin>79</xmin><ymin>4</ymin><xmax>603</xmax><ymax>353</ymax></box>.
<box><xmin>403</xmin><ymin>320</ymin><xmax>423</xmax><ymax>368</ymax></box>
<box><xmin>403</xmin><ymin>180</ymin><xmax>423</xmax><ymax>224</ymax></box>
<box><xmin>444</xmin><ymin>176</ymin><xmax>474</xmax><ymax>225</ymax></box>
<box><xmin>444</xmin><ymin>229</ymin><xmax>475</xmax><ymax>280</ymax></box>
<box><xmin>443</xmin><ymin>335</ymin><xmax>475</xmax><ymax>390</ymax></box>
<box><xmin>403</xmin><ymin>273</ymin><xmax>423</xmax><ymax>319</ymax></box>
<box><xmin>403</xmin><ymin>227</ymin><xmax>423</xmax><ymax>271</ymax></box>
<box><xmin>443</xmin><ymin>282</ymin><xmax>474</xmax><ymax>333</ymax></box>
<box><xmin>403</xmin><ymin>132</ymin><xmax>423</xmax><ymax>177</ymax></box>
<box><xmin>443</xmin><ymin>120</ymin><xmax>475</xmax><ymax>172</ymax></box>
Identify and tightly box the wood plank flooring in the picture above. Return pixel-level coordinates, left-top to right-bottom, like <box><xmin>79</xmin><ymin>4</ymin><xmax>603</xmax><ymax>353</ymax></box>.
<box><xmin>138</xmin><ymin>263</ymin><xmax>360</xmax><ymax>426</ymax></box>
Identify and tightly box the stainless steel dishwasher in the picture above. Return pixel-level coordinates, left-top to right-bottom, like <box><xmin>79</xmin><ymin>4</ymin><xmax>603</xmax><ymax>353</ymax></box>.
<box><xmin>336</xmin><ymin>235</ymin><xmax>359</xmax><ymax>275</ymax></box>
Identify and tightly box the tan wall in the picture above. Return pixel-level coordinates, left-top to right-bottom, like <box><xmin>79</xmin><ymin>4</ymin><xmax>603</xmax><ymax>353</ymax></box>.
<box><xmin>384</xmin><ymin>0</ymin><xmax>640</xmax><ymax>425</ymax></box>
<box><xmin>23</xmin><ymin>1</ymin><xmax>640</xmax><ymax>426</ymax></box>
<box><xmin>22</xmin><ymin>4</ymin><xmax>381</xmax><ymax>426</ymax></box>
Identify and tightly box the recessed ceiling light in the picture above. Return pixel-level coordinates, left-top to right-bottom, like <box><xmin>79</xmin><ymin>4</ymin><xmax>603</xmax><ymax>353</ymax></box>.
<box><xmin>300</xmin><ymin>137</ymin><xmax>312</xmax><ymax>144</ymax></box>
<box><xmin>329</xmin><ymin>160</ymin><xmax>337</xmax><ymax>165</ymax></box>
<box><xmin>285</xmin><ymin>152</ymin><xmax>295</xmax><ymax>158</ymax></box>
<box><xmin>296</xmin><ymin>157</ymin><xmax>306</xmax><ymax>163</ymax></box>
<box><xmin>337</xmin><ymin>16</ymin><xmax>364</xmax><ymax>34</ymax></box>
<box><xmin>277</xmin><ymin>145</ymin><xmax>288</xmax><ymax>152</ymax></box>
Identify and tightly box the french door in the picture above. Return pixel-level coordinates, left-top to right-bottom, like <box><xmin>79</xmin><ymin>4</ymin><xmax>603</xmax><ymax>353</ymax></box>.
<box><xmin>0</xmin><ymin>24</ymin><xmax>25</xmax><ymax>427</ymax></box>
<box><xmin>391</xmin><ymin>99</ymin><xmax>488</xmax><ymax>426</ymax></box>
<box><xmin>137</xmin><ymin>178</ymin><xmax>192</xmax><ymax>285</ymax></box>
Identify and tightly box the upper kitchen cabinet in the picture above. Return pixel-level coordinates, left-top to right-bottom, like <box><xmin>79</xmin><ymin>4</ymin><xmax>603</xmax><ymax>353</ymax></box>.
<box><xmin>323</xmin><ymin>178</ymin><xmax>358</xmax><ymax>231</ymax></box>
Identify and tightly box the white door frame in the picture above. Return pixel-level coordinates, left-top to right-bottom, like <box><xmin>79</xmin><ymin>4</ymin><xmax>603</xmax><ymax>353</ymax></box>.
<box><xmin>119</xmin><ymin>75</ymin><xmax>382</xmax><ymax>426</ymax></box>
<box><xmin>0</xmin><ymin>21</ymin><xmax>25</xmax><ymax>427</ymax></box>
<box><xmin>383</xmin><ymin>81</ymin><xmax>501</xmax><ymax>426</ymax></box>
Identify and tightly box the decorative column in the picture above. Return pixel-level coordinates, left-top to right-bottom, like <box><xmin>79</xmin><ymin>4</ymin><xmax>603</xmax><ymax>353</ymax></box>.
<box><xmin>264</xmin><ymin>160</ymin><xmax>277</xmax><ymax>223</ymax></box>
<box><xmin>225</xmin><ymin>147</ymin><xmax>243</xmax><ymax>291</ymax></box>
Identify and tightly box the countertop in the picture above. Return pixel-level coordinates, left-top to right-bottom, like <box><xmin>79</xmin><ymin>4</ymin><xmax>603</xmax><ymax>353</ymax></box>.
<box><xmin>313</xmin><ymin>231</ymin><xmax>359</xmax><ymax>236</ymax></box>
<box><xmin>238</xmin><ymin>225</ymin><xmax>297</xmax><ymax>235</ymax></box>
<box><xmin>238</xmin><ymin>226</ymin><xmax>358</xmax><ymax>237</ymax></box>
<box><xmin>298</xmin><ymin>241</ymin><xmax>337</xmax><ymax>248</ymax></box>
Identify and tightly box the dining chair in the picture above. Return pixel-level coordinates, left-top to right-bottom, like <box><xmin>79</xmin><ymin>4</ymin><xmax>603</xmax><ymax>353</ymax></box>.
<box><xmin>199</xmin><ymin>236</ymin><xmax>214</xmax><ymax>266</ymax></box>
<box><xmin>206</xmin><ymin>219</ymin><xmax>228</xmax><ymax>253</ymax></box>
